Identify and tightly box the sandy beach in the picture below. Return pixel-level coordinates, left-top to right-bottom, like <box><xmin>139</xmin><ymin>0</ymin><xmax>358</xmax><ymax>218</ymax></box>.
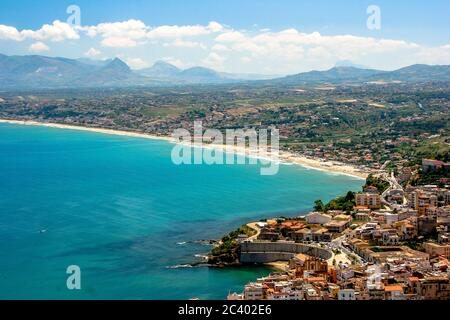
<box><xmin>0</xmin><ymin>119</ymin><xmax>369</xmax><ymax>179</ymax></box>
<box><xmin>265</xmin><ymin>261</ymin><xmax>289</xmax><ymax>272</ymax></box>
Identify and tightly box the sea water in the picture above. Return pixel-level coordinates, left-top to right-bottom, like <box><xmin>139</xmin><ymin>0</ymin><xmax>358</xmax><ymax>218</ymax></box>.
<box><xmin>0</xmin><ymin>123</ymin><xmax>363</xmax><ymax>299</ymax></box>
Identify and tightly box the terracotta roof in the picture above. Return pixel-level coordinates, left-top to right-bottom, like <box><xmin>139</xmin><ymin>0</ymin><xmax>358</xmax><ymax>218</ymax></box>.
<box><xmin>384</xmin><ymin>285</ymin><xmax>403</xmax><ymax>292</ymax></box>
<box><xmin>304</xmin><ymin>277</ymin><xmax>326</xmax><ymax>282</ymax></box>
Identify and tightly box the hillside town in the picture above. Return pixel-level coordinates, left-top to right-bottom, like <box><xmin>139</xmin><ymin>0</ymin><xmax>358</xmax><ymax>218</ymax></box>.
<box><xmin>223</xmin><ymin>159</ymin><xmax>450</xmax><ymax>300</ymax></box>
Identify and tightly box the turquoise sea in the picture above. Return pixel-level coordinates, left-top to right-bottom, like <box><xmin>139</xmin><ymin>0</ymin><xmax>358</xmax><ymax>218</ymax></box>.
<box><xmin>0</xmin><ymin>123</ymin><xmax>363</xmax><ymax>299</ymax></box>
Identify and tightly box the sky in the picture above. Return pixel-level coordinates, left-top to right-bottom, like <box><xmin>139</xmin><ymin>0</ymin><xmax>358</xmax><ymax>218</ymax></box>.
<box><xmin>0</xmin><ymin>0</ymin><xmax>449</xmax><ymax>74</ymax></box>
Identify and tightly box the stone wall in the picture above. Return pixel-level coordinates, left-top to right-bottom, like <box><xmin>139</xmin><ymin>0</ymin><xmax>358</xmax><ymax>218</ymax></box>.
<box><xmin>240</xmin><ymin>241</ymin><xmax>332</xmax><ymax>263</ymax></box>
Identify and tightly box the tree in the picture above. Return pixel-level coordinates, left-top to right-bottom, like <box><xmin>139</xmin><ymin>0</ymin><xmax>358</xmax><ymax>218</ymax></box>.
<box><xmin>314</xmin><ymin>200</ymin><xmax>325</xmax><ymax>212</ymax></box>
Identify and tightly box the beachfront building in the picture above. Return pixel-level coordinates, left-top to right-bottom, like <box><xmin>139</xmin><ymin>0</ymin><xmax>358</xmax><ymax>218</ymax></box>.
<box><xmin>356</xmin><ymin>193</ymin><xmax>381</xmax><ymax>209</ymax></box>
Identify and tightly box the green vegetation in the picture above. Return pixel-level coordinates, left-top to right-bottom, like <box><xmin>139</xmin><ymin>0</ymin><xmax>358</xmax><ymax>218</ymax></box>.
<box><xmin>401</xmin><ymin>240</ymin><xmax>425</xmax><ymax>252</ymax></box>
<box><xmin>411</xmin><ymin>168</ymin><xmax>450</xmax><ymax>186</ymax></box>
<box><xmin>313</xmin><ymin>173</ymin><xmax>392</xmax><ymax>215</ymax></box>
<box><xmin>314</xmin><ymin>191</ymin><xmax>355</xmax><ymax>213</ymax></box>
<box><xmin>365</xmin><ymin>174</ymin><xmax>389</xmax><ymax>193</ymax></box>
<box><xmin>208</xmin><ymin>225</ymin><xmax>256</xmax><ymax>265</ymax></box>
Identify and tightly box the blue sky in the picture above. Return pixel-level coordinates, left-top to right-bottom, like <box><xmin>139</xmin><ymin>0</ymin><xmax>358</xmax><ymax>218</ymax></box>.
<box><xmin>0</xmin><ymin>0</ymin><xmax>449</xmax><ymax>73</ymax></box>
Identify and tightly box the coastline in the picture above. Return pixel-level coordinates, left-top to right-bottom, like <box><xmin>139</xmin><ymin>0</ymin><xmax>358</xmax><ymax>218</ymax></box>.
<box><xmin>0</xmin><ymin>119</ymin><xmax>368</xmax><ymax>179</ymax></box>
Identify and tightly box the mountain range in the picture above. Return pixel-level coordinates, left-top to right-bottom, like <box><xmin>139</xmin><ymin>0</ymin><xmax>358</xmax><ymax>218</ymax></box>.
<box><xmin>0</xmin><ymin>53</ymin><xmax>449</xmax><ymax>89</ymax></box>
<box><xmin>275</xmin><ymin>64</ymin><xmax>450</xmax><ymax>85</ymax></box>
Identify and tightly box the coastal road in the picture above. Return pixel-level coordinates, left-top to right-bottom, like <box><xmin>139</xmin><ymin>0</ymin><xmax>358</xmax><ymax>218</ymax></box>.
<box><xmin>246</xmin><ymin>222</ymin><xmax>261</xmax><ymax>241</ymax></box>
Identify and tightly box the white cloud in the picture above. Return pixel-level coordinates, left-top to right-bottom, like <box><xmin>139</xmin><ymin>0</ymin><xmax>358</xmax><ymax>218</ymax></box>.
<box><xmin>211</xmin><ymin>44</ymin><xmax>230</xmax><ymax>51</ymax></box>
<box><xmin>0</xmin><ymin>24</ymin><xmax>23</xmax><ymax>41</ymax></box>
<box><xmin>125</xmin><ymin>57</ymin><xmax>150</xmax><ymax>69</ymax></box>
<box><xmin>81</xmin><ymin>20</ymin><xmax>223</xmax><ymax>48</ymax></box>
<box><xmin>160</xmin><ymin>57</ymin><xmax>187</xmax><ymax>69</ymax></box>
<box><xmin>29</xmin><ymin>42</ymin><xmax>50</xmax><ymax>52</ymax></box>
<box><xmin>84</xmin><ymin>48</ymin><xmax>101</xmax><ymax>57</ymax></box>
<box><xmin>147</xmin><ymin>21</ymin><xmax>224</xmax><ymax>39</ymax></box>
<box><xmin>0</xmin><ymin>19</ymin><xmax>449</xmax><ymax>73</ymax></box>
<box><xmin>210</xmin><ymin>27</ymin><xmax>446</xmax><ymax>72</ymax></box>
<box><xmin>207</xmin><ymin>21</ymin><xmax>224</xmax><ymax>33</ymax></box>
<box><xmin>0</xmin><ymin>20</ymin><xmax>79</xmax><ymax>42</ymax></box>
<box><xmin>215</xmin><ymin>31</ymin><xmax>246</xmax><ymax>43</ymax></box>
<box><xmin>163</xmin><ymin>39</ymin><xmax>206</xmax><ymax>49</ymax></box>
<box><xmin>90</xmin><ymin>19</ymin><xmax>148</xmax><ymax>39</ymax></box>
<box><xmin>202</xmin><ymin>52</ymin><xmax>225</xmax><ymax>69</ymax></box>
<box><xmin>101</xmin><ymin>37</ymin><xmax>137</xmax><ymax>48</ymax></box>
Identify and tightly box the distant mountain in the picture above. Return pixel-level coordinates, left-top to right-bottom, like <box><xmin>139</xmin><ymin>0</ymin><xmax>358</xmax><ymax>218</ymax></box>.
<box><xmin>276</xmin><ymin>66</ymin><xmax>386</xmax><ymax>84</ymax></box>
<box><xmin>0</xmin><ymin>54</ymin><xmax>94</xmax><ymax>88</ymax></box>
<box><xmin>139</xmin><ymin>61</ymin><xmax>181</xmax><ymax>79</ymax></box>
<box><xmin>0</xmin><ymin>55</ymin><xmax>151</xmax><ymax>89</ymax></box>
<box><xmin>219</xmin><ymin>71</ymin><xmax>280</xmax><ymax>81</ymax></box>
<box><xmin>79</xmin><ymin>58</ymin><xmax>144</xmax><ymax>86</ymax></box>
<box><xmin>180</xmin><ymin>66</ymin><xmax>226</xmax><ymax>83</ymax></box>
<box><xmin>138</xmin><ymin>62</ymin><xmax>228</xmax><ymax>83</ymax></box>
<box><xmin>369</xmin><ymin>64</ymin><xmax>450</xmax><ymax>82</ymax></box>
<box><xmin>76</xmin><ymin>58</ymin><xmax>113</xmax><ymax>67</ymax></box>
<box><xmin>0</xmin><ymin>53</ymin><xmax>448</xmax><ymax>89</ymax></box>
<box><xmin>271</xmin><ymin>64</ymin><xmax>450</xmax><ymax>85</ymax></box>
<box><xmin>334</xmin><ymin>60</ymin><xmax>367</xmax><ymax>69</ymax></box>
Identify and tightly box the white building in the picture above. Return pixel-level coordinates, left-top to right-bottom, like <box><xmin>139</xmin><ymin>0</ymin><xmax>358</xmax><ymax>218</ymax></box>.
<box><xmin>338</xmin><ymin>289</ymin><xmax>356</xmax><ymax>300</ymax></box>
<box><xmin>305</xmin><ymin>212</ymin><xmax>332</xmax><ymax>225</ymax></box>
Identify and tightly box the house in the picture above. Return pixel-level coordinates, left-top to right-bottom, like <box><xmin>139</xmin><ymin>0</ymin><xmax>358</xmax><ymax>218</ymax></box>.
<box><xmin>258</xmin><ymin>228</ymin><xmax>279</xmax><ymax>241</ymax></box>
<box><xmin>290</xmin><ymin>227</ymin><xmax>332</xmax><ymax>242</ymax></box>
<box><xmin>384</xmin><ymin>285</ymin><xmax>405</xmax><ymax>300</ymax></box>
<box><xmin>338</xmin><ymin>289</ymin><xmax>356</xmax><ymax>300</ymax></box>
<box><xmin>422</xmin><ymin>159</ymin><xmax>450</xmax><ymax>173</ymax></box>
<box><xmin>382</xmin><ymin>232</ymin><xmax>400</xmax><ymax>246</ymax></box>
<box><xmin>408</xmin><ymin>190</ymin><xmax>438</xmax><ymax>215</ymax></box>
<box><xmin>305</xmin><ymin>212</ymin><xmax>332</xmax><ymax>225</ymax></box>
<box><xmin>363</xmin><ymin>186</ymin><xmax>379</xmax><ymax>194</ymax></box>
<box><xmin>424</xmin><ymin>242</ymin><xmax>450</xmax><ymax>259</ymax></box>
<box><xmin>355</xmin><ymin>212</ymin><xmax>370</xmax><ymax>221</ymax></box>
<box><xmin>324</xmin><ymin>215</ymin><xmax>352</xmax><ymax>233</ymax></box>
<box><xmin>418</xmin><ymin>276</ymin><xmax>450</xmax><ymax>300</ymax></box>
<box><xmin>325</xmin><ymin>220</ymin><xmax>350</xmax><ymax>233</ymax></box>
<box><xmin>244</xmin><ymin>283</ymin><xmax>266</xmax><ymax>300</ymax></box>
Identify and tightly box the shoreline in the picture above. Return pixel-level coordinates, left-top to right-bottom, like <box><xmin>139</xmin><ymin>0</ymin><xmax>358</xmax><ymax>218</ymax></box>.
<box><xmin>0</xmin><ymin>119</ymin><xmax>369</xmax><ymax>179</ymax></box>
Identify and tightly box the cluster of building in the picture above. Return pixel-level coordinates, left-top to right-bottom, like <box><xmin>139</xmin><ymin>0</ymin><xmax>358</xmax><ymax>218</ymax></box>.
<box><xmin>228</xmin><ymin>251</ymin><xmax>450</xmax><ymax>300</ymax></box>
<box><xmin>230</xmin><ymin>180</ymin><xmax>450</xmax><ymax>300</ymax></box>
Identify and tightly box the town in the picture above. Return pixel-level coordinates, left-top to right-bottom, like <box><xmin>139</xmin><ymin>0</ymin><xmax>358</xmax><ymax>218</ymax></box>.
<box><xmin>207</xmin><ymin>159</ymin><xmax>450</xmax><ymax>300</ymax></box>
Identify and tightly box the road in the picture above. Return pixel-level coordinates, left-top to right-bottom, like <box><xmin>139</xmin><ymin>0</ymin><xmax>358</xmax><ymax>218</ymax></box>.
<box><xmin>246</xmin><ymin>222</ymin><xmax>261</xmax><ymax>241</ymax></box>
<box><xmin>325</xmin><ymin>235</ymin><xmax>364</xmax><ymax>266</ymax></box>
<box><xmin>380</xmin><ymin>171</ymin><xmax>407</xmax><ymax>208</ymax></box>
